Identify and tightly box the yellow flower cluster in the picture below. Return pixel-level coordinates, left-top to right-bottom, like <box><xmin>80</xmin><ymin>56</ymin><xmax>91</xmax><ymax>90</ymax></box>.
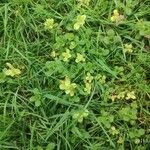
<box><xmin>51</xmin><ymin>50</ymin><xmax>58</xmax><ymax>58</ymax></box>
<box><xmin>74</xmin><ymin>15</ymin><xmax>86</xmax><ymax>30</ymax></box>
<box><xmin>111</xmin><ymin>9</ymin><xmax>124</xmax><ymax>23</ymax></box>
<box><xmin>84</xmin><ymin>72</ymin><xmax>93</xmax><ymax>94</ymax></box>
<box><xmin>109</xmin><ymin>126</ymin><xmax>119</xmax><ymax>135</ymax></box>
<box><xmin>96</xmin><ymin>74</ymin><xmax>106</xmax><ymax>84</ymax></box>
<box><xmin>124</xmin><ymin>44</ymin><xmax>133</xmax><ymax>53</ymax></box>
<box><xmin>72</xmin><ymin>109</ymin><xmax>89</xmax><ymax>123</ymax></box>
<box><xmin>117</xmin><ymin>137</ymin><xmax>124</xmax><ymax>144</ymax></box>
<box><xmin>62</xmin><ymin>49</ymin><xmax>72</xmax><ymax>62</ymax></box>
<box><xmin>77</xmin><ymin>0</ymin><xmax>91</xmax><ymax>6</ymax></box>
<box><xmin>3</xmin><ymin>63</ymin><xmax>21</xmax><ymax>77</ymax></box>
<box><xmin>110</xmin><ymin>90</ymin><xmax>136</xmax><ymax>101</ymax></box>
<box><xmin>52</xmin><ymin>49</ymin><xmax>86</xmax><ymax>63</ymax></box>
<box><xmin>126</xmin><ymin>91</ymin><xmax>136</xmax><ymax>100</ymax></box>
<box><xmin>75</xmin><ymin>53</ymin><xmax>85</xmax><ymax>63</ymax></box>
<box><xmin>44</xmin><ymin>18</ymin><xmax>54</xmax><ymax>30</ymax></box>
<box><xmin>85</xmin><ymin>72</ymin><xmax>93</xmax><ymax>82</ymax></box>
<box><xmin>59</xmin><ymin>77</ymin><xmax>77</xmax><ymax>96</ymax></box>
<box><xmin>84</xmin><ymin>82</ymin><xmax>92</xmax><ymax>94</ymax></box>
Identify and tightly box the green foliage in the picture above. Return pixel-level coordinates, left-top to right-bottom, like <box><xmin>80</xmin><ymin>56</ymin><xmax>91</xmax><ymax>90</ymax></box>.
<box><xmin>0</xmin><ymin>72</ymin><xmax>6</xmax><ymax>83</ymax></box>
<box><xmin>0</xmin><ymin>0</ymin><xmax>149</xmax><ymax>149</ymax></box>
<box><xmin>136</xmin><ymin>21</ymin><xmax>150</xmax><ymax>36</ymax></box>
<box><xmin>46</xmin><ymin>143</ymin><xmax>55</xmax><ymax>150</ymax></box>
<box><xmin>128</xmin><ymin>128</ymin><xmax>145</xmax><ymax>139</ymax></box>
<box><xmin>119</xmin><ymin>102</ymin><xmax>138</xmax><ymax>124</ymax></box>
<box><xmin>30</xmin><ymin>88</ymin><xmax>43</xmax><ymax>107</ymax></box>
<box><xmin>36</xmin><ymin>143</ymin><xmax>55</xmax><ymax>150</ymax></box>
<box><xmin>98</xmin><ymin>110</ymin><xmax>114</xmax><ymax>128</ymax></box>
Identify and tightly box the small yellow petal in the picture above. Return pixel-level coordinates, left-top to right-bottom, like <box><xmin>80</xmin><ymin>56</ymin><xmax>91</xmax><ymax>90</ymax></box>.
<box><xmin>111</xmin><ymin>95</ymin><xmax>117</xmax><ymax>102</ymax></box>
<box><xmin>84</xmin><ymin>82</ymin><xmax>92</xmax><ymax>94</ymax></box>
<box><xmin>75</xmin><ymin>53</ymin><xmax>85</xmax><ymax>63</ymax></box>
<box><xmin>51</xmin><ymin>51</ymin><xmax>58</xmax><ymax>58</ymax></box>
<box><xmin>4</xmin><ymin>63</ymin><xmax>21</xmax><ymax>77</ymax></box>
<box><xmin>44</xmin><ymin>18</ymin><xmax>54</xmax><ymax>30</ymax></box>
<box><xmin>6</xmin><ymin>63</ymin><xmax>14</xmax><ymax>69</ymax></box>
<box><xmin>74</xmin><ymin>15</ymin><xmax>86</xmax><ymax>30</ymax></box>
<box><xmin>59</xmin><ymin>77</ymin><xmax>77</xmax><ymax>96</ymax></box>
<box><xmin>4</xmin><ymin>69</ymin><xmax>14</xmax><ymax>76</ymax></box>
<box><xmin>111</xmin><ymin>16</ymin><xmax>116</xmax><ymax>22</ymax></box>
<box><xmin>113</xmin><ymin>10</ymin><xmax>119</xmax><ymax>16</ymax></box>
<box><xmin>74</xmin><ymin>23</ymin><xmax>80</xmax><ymax>30</ymax></box>
<box><xmin>117</xmin><ymin>137</ymin><xmax>124</xmax><ymax>144</ymax></box>
<box><xmin>85</xmin><ymin>72</ymin><xmax>93</xmax><ymax>83</ymax></box>
<box><xmin>62</xmin><ymin>49</ymin><xmax>71</xmax><ymax>62</ymax></box>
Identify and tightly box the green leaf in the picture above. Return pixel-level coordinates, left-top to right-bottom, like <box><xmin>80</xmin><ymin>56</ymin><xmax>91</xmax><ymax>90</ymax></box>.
<box><xmin>0</xmin><ymin>72</ymin><xmax>6</xmax><ymax>83</ymax></box>
<box><xmin>33</xmin><ymin>88</ymin><xmax>40</xmax><ymax>95</ymax></box>
<box><xmin>69</xmin><ymin>41</ymin><xmax>77</xmax><ymax>49</ymax></box>
<box><xmin>71</xmin><ymin>127</ymin><xmax>83</xmax><ymax>138</ymax></box>
<box><xmin>30</xmin><ymin>96</ymin><xmax>36</xmax><ymax>102</ymax></box>
<box><xmin>37</xmin><ymin>146</ymin><xmax>43</xmax><ymax>150</ymax></box>
<box><xmin>65</xmin><ymin>33</ymin><xmax>75</xmax><ymax>41</ymax></box>
<box><xmin>35</xmin><ymin>100</ymin><xmax>41</xmax><ymax>107</ymax></box>
<box><xmin>107</xmin><ymin>29</ymin><xmax>115</xmax><ymax>36</ymax></box>
<box><xmin>138</xmin><ymin>129</ymin><xmax>145</xmax><ymax>136</ymax></box>
<box><xmin>129</xmin><ymin>131</ymin><xmax>136</xmax><ymax>138</ymax></box>
<box><xmin>105</xmin><ymin>122</ymin><xmax>111</xmax><ymax>128</ymax></box>
<box><xmin>103</xmin><ymin>37</ymin><xmax>109</xmax><ymax>44</ymax></box>
<box><xmin>125</xmin><ymin>7</ymin><xmax>132</xmax><ymax>15</ymax></box>
<box><xmin>102</xmin><ymin>49</ymin><xmax>110</xmax><ymax>56</ymax></box>
<box><xmin>109</xmin><ymin>116</ymin><xmax>114</xmax><ymax>122</ymax></box>
<box><xmin>69</xmin><ymin>96</ymin><xmax>80</xmax><ymax>102</ymax></box>
<box><xmin>46</xmin><ymin>143</ymin><xmax>55</xmax><ymax>150</ymax></box>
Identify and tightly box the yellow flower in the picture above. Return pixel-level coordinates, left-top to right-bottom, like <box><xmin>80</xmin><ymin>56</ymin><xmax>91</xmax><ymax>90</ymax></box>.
<box><xmin>75</xmin><ymin>53</ymin><xmax>85</xmax><ymax>63</ymax></box>
<box><xmin>83</xmin><ymin>73</ymin><xmax>93</xmax><ymax>94</ymax></box>
<box><xmin>51</xmin><ymin>50</ymin><xmax>58</xmax><ymax>58</ymax></box>
<box><xmin>72</xmin><ymin>109</ymin><xmax>89</xmax><ymax>123</ymax></box>
<box><xmin>3</xmin><ymin>63</ymin><xmax>21</xmax><ymax>77</ymax></box>
<box><xmin>44</xmin><ymin>18</ymin><xmax>54</xmax><ymax>30</ymax></box>
<box><xmin>85</xmin><ymin>72</ymin><xmax>93</xmax><ymax>83</ymax></box>
<box><xmin>62</xmin><ymin>49</ymin><xmax>71</xmax><ymax>62</ymax></box>
<box><xmin>117</xmin><ymin>137</ymin><xmax>124</xmax><ymax>144</ymax></box>
<box><xmin>109</xmin><ymin>126</ymin><xmax>119</xmax><ymax>135</ymax></box>
<box><xmin>126</xmin><ymin>91</ymin><xmax>136</xmax><ymax>100</ymax></box>
<box><xmin>134</xmin><ymin>138</ymin><xmax>140</xmax><ymax>144</ymax></box>
<box><xmin>96</xmin><ymin>74</ymin><xmax>106</xmax><ymax>84</ymax></box>
<box><xmin>84</xmin><ymin>82</ymin><xmax>92</xmax><ymax>94</ymax></box>
<box><xmin>110</xmin><ymin>90</ymin><xmax>136</xmax><ymax>101</ymax></box>
<box><xmin>77</xmin><ymin>0</ymin><xmax>91</xmax><ymax>6</ymax></box>
<box><xmin>110</xmin><ymin>95</ymin><xmax>117</xmax><ymax>102</ymax></box>
<box><xmin>74</xmin><ymin>15</ymin><xmax>86</xmax><ymax>30</ymax></box>
<box><xmin>59</xmin><ymin>77</ymin><xmax>77</xmax><ymax>96</ymax></box>
<box><xmin>117</xmin><ymin>91</ymin><xmax>126</xmax><ymax>99</ymax></box>
<box><xmin>111</xmin><ymin>10</ymin><xmax>119</xmax><ymax>22</ymax></box>
<box><xmin>59</xmin><ymin>77</ymin><xmax>70</xmax><ymax>90</ymax></box>
<box><xmin>65</xmin><ymin>83</ymin><xmax>77</xmax><ymax>96</ymax></box>
<box><xmin>111</xmin><ymin>9</ymin><xmax>124</xmax><ymax>23</ymax></box>
<box><xmin>124</xmin><ymin>44</ymin><xmax>133</xmax><ymax>53</ymax></box>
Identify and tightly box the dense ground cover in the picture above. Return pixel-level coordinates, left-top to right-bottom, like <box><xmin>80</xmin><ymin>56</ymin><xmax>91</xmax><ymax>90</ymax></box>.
<box><xmin>0</xmin><ymin>0</ymin><xmax>150</xmax><ymax>149</ymax></box>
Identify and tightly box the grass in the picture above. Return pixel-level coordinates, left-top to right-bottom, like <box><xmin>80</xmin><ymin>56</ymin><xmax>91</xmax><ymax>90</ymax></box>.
<box><xmin>0</xmin><ymin>0</ymin><xmax>150</xmax><ymax>149</ymax></box>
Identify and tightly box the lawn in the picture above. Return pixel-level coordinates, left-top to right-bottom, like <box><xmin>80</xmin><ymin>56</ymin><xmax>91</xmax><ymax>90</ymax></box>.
<box><xmin>0</xmin><ymin>0</ymin><xmax>150</xmax><ymax>149</ymax></box>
